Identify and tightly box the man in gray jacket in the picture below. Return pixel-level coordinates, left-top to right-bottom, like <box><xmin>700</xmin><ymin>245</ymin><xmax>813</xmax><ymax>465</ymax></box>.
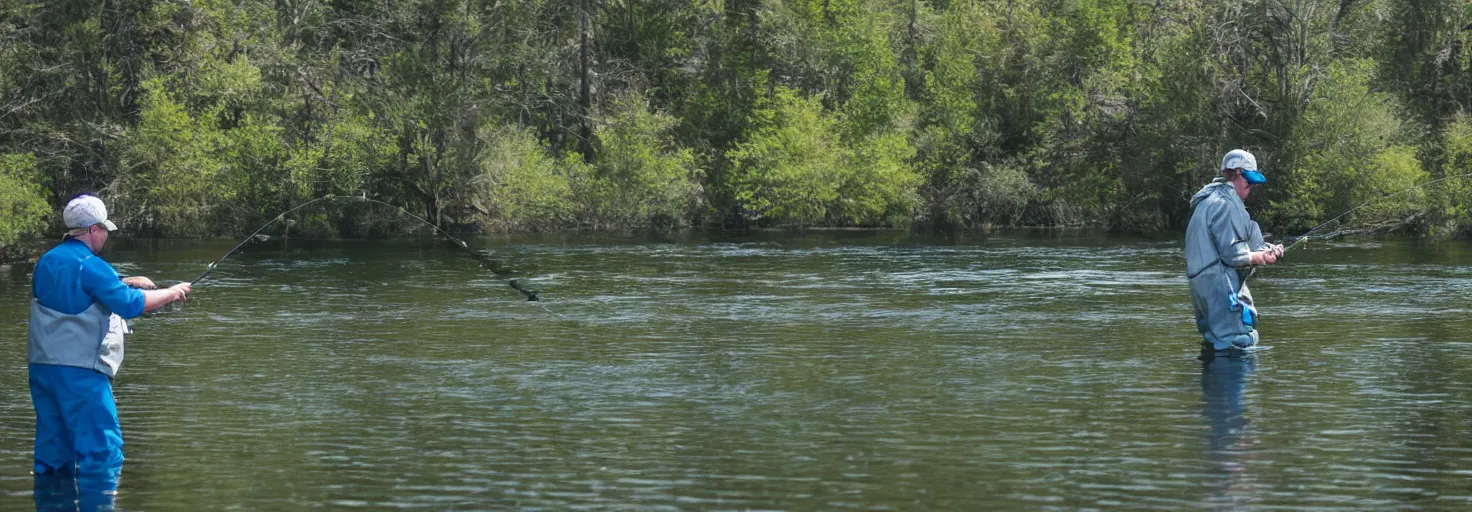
<box><xmin>1186</xmin><ymin>150</ymin><xmax>1284</xmax><ymax>352</ymax></box>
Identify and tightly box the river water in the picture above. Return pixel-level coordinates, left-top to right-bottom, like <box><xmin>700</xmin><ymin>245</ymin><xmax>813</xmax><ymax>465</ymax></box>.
<box><xmin>2</xmin><ymin>231</ymin><xmax>1472</xmax><ymax>510</ymax></box>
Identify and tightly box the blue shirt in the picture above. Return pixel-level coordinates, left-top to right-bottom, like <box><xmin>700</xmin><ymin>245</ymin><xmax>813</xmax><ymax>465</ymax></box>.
<box><xmin>32</xmin><ymin>239</ymin><xmax>145</xmax><ymax>319</ymax></box>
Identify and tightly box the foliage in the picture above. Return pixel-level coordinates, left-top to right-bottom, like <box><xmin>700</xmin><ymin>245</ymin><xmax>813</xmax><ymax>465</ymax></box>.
<box><xmin>577</xmin><ymin>94</ymin><xmax>703</xmax><ymax>230</ymax></box>
<box><xmin>0</xmin><ymin>153</ymin><xmax>50</xmax><ymax>245</ymax></box>
<box><xmin>0</xmin><ymin>0</ymin><xmax>1470</xmax><ymax>240</ymax></box>
<box><xmin>120</xmin><ymin>77</ymin><xmax>228</xmax><ymax>237</ymax></box>
<box><xmin>1270</xmin><ymin>60</ymin><xmax>1426</xmax><ymax>232</ymax></box>
<box><xmin>468</xmin><ymin>125</ymin><xmax>576</xmax><ymax>232</ymax></box>
<box><xmin>1425</xmin><ymin>113</ymin><xmax>1472</xmax><ymax>235</ymax></box>
<box><xmin>725</xmin><ymin>87</ymin><xmax>845</xmax><ymax>225</ymax></box>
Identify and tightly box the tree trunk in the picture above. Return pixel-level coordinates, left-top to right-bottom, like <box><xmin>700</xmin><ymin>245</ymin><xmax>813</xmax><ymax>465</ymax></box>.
<box><xmin>579</xmin><ymin>0</ymin><xmax>594</xmax><ymax>163</ymax></box>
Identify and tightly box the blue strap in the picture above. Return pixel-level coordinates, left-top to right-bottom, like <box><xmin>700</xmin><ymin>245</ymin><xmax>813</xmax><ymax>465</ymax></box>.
<box><xmin>1227</xmin><ymin>293</ymin><xmax>1255</xmax><ymax>327</ymax></box>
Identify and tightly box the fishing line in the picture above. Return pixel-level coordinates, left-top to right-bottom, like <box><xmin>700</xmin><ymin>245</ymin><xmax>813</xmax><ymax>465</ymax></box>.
<box><xmin>191</xmin><ymin>194</ymin><xmax>543</xmax><ymax>302</ymax></box>
<box><xmin>1280</xmin><ymin>172</ymin><xmax>1472</xmax><ymax>252</ymax></box>
<box><xmin>1241</xmin><ymin>172</ymin><xmax>1472</xmax><ymax>286</ymax></box>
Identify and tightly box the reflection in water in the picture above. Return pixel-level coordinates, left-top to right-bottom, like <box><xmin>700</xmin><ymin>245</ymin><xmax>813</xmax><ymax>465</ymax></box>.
<box><xmin>33</xmin><ymin>472</ymin><xmax>117</xmax><ymax>512</ymax></box>
<box><xmin>1201</xmin><ymin>347</ymin><xmax>1258</xmax><ymax>510</ymax></box>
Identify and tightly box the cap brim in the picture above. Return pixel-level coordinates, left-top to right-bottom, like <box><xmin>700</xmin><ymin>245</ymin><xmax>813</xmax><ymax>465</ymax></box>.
<box><xmin>101</xmin><ymin>220</ymin><xmax>118</xmax><ymax>231</ymax></box>
<box><xmin>1242</xmin><ymin>170</ymin><xmax>1267</xmax><ymax>185</ymax></box>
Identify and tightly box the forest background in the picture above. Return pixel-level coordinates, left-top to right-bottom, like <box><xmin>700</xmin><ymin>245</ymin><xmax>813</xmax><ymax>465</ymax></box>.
<box><xmin>3</xmin><ymin>0</ymin><xmax>1471</xmax><ymax>250</ymax></box>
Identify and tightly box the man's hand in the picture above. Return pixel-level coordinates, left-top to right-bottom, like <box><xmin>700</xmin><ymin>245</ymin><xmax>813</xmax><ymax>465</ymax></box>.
<box><xmin>122</xmin><ymin>276</ymin><xmax>157</xmax><ymax>290</ymax></box>
<box><xmin>1249</xmin><ymin>246</ymin><xmax>1282</xmax><ymax>266</ymax></box>
<box><xmin>143</xmin><ymin>282</ymin><xmax>192</xmax><ymax>312</ymax></box>
<box><xmin>169</xmin><ymin>282</ymin><xmax>192</xmax><ymax>303</ymax></box>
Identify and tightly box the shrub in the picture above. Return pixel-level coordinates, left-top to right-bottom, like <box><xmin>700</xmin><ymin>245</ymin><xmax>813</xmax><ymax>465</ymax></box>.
<box><xmin>0</xmin><ymin>153</ymin><xmax>50</xmax><ymax>245</ymax></box>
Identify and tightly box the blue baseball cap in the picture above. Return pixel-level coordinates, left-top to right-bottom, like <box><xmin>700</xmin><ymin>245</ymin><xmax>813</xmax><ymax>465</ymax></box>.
<box><xmin>1221</xmin><ymin>149</ymin><xmax>1266</xmax><ymax>185</ymax></box>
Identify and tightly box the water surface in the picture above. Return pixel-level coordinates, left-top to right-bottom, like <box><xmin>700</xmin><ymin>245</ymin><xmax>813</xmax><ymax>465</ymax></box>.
<box><xmin>2</xmin><ymin>231</ymin><xmax>1472</xmax><ymax>510</ymax></box>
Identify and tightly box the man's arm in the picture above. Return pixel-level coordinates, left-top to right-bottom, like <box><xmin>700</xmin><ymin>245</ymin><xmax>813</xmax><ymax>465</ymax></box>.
<box><xmin>121</xmin><ymin>276</ymin><xmax>157</xmax><ymax>289</ymax></box>
<box><xmin>83</xmin><ymin>260</ymin><xmax>190</xmax><ymax>317</ymax></box>
<box><xmin>81</xmin><ymin>260</ymin><xmax>147</xmax><ymax>318</ymax></box>
<box><xmin>141</xmin><ymin>283</ymin><xmax>191</xmax><ymax>312</ymax></box>
<box><xmin>1210</xmin><ymin>204</ymin><xmax>1254</xmax><ymax>267</ymax></box>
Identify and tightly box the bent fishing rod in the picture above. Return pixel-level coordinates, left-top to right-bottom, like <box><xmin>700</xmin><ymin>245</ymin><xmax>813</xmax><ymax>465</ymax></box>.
<box><xmin>191</xmin><ymin>194</ymin><xmax>540</xmax><ymax>301</ymax></box>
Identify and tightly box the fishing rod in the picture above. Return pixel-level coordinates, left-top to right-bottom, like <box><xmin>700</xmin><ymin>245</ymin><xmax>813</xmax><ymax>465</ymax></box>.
<box><xmin>1241</xmin><ymin>172</ymin><xmax>1472</xmax><ymax>286</ymax></box>
<box><xmin>1279</xmin><ymin>172</ymin><xmax>1472</xmax><ymax>253</ymax></box>
<box><xmin>192</xmin><ymin>194</ymin><xmax>540</xmax><ymax>301</ymax></box>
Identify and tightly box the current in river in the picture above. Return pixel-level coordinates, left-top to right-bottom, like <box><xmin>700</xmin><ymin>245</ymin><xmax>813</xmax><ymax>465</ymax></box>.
<box><xmin>2</xmin><ymin>230</ymin><xmax>1472</xmax><ymax>510</ymax></box>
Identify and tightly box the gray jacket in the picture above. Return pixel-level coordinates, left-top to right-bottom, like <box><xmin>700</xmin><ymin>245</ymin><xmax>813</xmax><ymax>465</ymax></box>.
<box><xmin>1186</xmin><ymin>181</ymin><xmax>1253</xmax><ymax>278</ymax></box>
<box><xmin>1185</xmin><ymin>181</ymin><xmax>1263</xmax><ymax>350</ymax></box>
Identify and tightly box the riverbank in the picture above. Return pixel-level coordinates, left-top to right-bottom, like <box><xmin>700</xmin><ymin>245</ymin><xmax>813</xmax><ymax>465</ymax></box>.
<box><xmin>0</xmin><ymin>241</ymin><xmax>43</xmax><ymax>266</ymax></box>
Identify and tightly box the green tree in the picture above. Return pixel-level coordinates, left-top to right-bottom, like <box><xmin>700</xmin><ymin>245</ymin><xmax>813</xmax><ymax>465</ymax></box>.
<box><xmin>577</xmin><ymin>94</ymin><xmax>703</xmax><ymax>230</ymax></box>
<box><xmin>467</xmin><ymin>125</ymin><xmax>576</xmax><ymax>232</ymax></box>
<box><xmin>120</xmin><ymin>77</ymin><xmax>228</xmax><ymax>237</ymax></box>
<box><xmin>725</xmin><ymin>87</ymin><xmax>844</xmax><ymax>225</ymax></box>
<box><xmin>1270</xmin><ymin>59</ymin><xmax>1427</xmax><ymax>232</ymax></box>
<box><xmin>3</xmin><ymin>0</ymin><xmax>1472</xmax><ymax>241</ymax></box>
<box><xmin>0</xmin><ymin>153</ymin><xmax>50</xmax><ymax>245</ymax></box>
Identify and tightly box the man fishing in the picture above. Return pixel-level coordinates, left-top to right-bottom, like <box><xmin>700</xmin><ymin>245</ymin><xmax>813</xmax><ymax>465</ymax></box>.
<box><xmin>27</xmin><ymin>195</ymin><xmax>190</xmax><ymax>488</ymax></box>
<box><xmin>1186</xmin><ymin>150</ymin><xmax>1285</xmax><ymax>352</ymax></box>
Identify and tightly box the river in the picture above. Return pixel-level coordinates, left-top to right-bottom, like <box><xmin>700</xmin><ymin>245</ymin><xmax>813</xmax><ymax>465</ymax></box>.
<box><xmin>2</xmin><ymin>230</ymin><xmax>1471</xmax><ymax>510</ymax></box>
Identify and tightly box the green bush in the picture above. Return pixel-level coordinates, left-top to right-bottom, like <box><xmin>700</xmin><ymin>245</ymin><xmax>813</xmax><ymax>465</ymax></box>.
<box><xmin>120</xmin><ymin>77</ymin><xmax>229</xmax><ymax>237</ymax></box>
<box><xmin>0</xmin><ymin>153</ymin><xmax>50</xmax><ymax>245</ymax></box>
<box><xmin>1426</xmin><ymin>113</ymin><xmax>1472</xmax><ymax>235</ymax></box>
<box><xmin>468</xmin><ymin>125</ymin><xmax>576</xmax><ymax>232</ymax></box>
<box><xmin>936</xmin><ymin>159</ymin><xmax>1040</xmax><ymax>228</ymax></box>
<box><xmin>725</xmin><ymin>87</ymin><xmax>845</xmax><ymax>226</ymax></box>
<box><xmin>1270</xmin><ymin>60</ymin><xmax>1427</xmax><ymax>232</ymax></box>
<box><xmin>577</xmin><ymin>94</ymin><xmax>704</xmax><ymax>230</ymax></box>
<box><xmin>725</xmin><ymin>85</ymin><xmax>922</xmax><ymax>227</ymax></box>
<box><xmin>837</xmin><ymin>130</ymin><xmax>921</xmax><ymax>225</ymax></box>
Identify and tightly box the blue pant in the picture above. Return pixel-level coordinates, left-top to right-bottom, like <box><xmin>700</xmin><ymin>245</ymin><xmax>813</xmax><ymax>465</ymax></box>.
<box><xmin>28</xmin><ymin>364</ymin><xmax>124</xmax><ymax>484</ymax></box>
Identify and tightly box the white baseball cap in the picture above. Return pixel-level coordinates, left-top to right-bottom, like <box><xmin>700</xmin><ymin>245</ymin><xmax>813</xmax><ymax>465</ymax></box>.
<box><xmin>1220</xmin><ymin>149</ymin><xmax>1266</xmax><ymax>184</ymax></box>
<box><xmin>63</xmin><ymin>195</ymin><xmax>118</xmax><ymax>232</ymax></box>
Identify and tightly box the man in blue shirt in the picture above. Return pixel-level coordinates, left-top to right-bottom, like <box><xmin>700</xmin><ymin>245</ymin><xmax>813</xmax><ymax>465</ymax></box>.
<box><xmin>28</xmin><ymin>195</ymin><xmax>190</xmax><ymax>487</ymax></box>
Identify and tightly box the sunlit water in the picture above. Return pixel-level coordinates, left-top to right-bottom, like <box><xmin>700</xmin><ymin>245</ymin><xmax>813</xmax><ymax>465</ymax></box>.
<box><xmin>3</xmin><ymin>230</ymin><xmax>1472</xmax><ymax>510</ymax></box>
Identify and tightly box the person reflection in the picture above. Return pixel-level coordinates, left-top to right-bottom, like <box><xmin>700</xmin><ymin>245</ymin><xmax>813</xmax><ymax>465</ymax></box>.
<box><xmin>33</xmin><ymin>470</ymin><xmax>117</xmax><ymax>512</ymax></box>
<box><xmin>1201</xmin><ymin>346</ymin><xmax>1257</xmax><ymax>508</ymax></box>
